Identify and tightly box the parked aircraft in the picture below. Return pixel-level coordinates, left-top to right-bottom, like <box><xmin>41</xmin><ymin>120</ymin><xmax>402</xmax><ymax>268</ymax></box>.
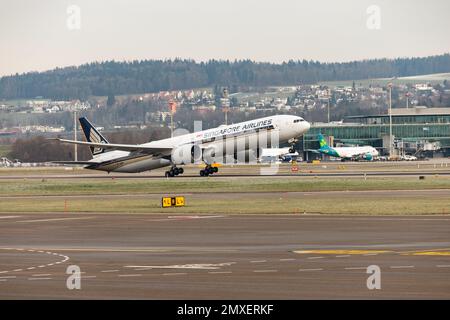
<box><xmin>314</xmin><ymin>134</ymin><xmax>379</xmax><ymax>161</ymax></box>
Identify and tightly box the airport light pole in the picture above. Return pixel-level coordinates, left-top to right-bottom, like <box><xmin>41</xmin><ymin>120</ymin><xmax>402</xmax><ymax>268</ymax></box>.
<box><xmin>327</xmin><ymin>96</ymin><xmax>330</xmax><ymax>123</ymax></box>
<box><xmin>222</xmin><ymin>88</ymin><xmax>230</xmax><ymax>126</ymax></box>
<box><xmin>73</xmin><ymin>111</ymin><xmax>78</xmax><ymax>161</ymax></box>
<box><xmin>388</xmin><ymin>83</ymin><xmax>393</xmax><ymax>157</ymax></box>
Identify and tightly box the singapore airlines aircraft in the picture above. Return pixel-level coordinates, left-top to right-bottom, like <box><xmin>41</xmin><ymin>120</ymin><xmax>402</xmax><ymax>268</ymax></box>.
<box><xmin>54</xmin><ymin>115</ymin><xmax>310</xmax><ymax>177</ymax></box>
<box><xmin>315</xmin><ymin>134</ymin><xmax>379</xmax><ymax>161</ymax></box>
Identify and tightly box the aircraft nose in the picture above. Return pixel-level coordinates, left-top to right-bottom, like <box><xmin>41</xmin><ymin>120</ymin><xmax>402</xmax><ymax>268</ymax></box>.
<box><xmin>303</xmin><ymin>121</ymin><xmax>311</xmax><ymax>132</ymax></box>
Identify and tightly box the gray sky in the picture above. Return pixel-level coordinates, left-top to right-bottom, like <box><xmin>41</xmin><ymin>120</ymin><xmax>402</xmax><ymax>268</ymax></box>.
<box><xmin>1</xmin><ymin>0</ymin><xmax>449</xmax><ymax>77</ymax></box>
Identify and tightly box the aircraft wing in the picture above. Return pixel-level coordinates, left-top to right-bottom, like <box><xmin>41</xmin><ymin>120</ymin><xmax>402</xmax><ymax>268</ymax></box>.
<box><xmin>51</xmin><ymin>138</ymin><xmax>172</xmax><ymax>154</ymax></box>
<box><xmin>51</xmin><ymin>160</ymin><xmax>102</xmax><ymax>165</ymax></box>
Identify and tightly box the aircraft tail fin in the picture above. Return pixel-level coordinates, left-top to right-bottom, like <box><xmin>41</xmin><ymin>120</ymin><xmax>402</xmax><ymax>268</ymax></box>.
<box><xmin>79</xmin><ymin>117</ymin><xmax>109</xmax><ymax>157</ymax></box>
<box><xmin>318</xmin><ymin>133</ymin><xmax>330</xmax><ymax>150</ymax></box>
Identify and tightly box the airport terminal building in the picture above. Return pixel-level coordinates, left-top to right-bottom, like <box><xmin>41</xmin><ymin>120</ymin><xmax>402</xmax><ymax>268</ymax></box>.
<box><xmin>302</xmin><ymin>107</ymin><xmax>450</xmax><ymax>160</ymax></box>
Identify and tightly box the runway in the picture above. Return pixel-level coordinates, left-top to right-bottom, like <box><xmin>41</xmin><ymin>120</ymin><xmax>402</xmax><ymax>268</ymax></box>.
<box><xmin>1</xmin><ymin>171</ymin><xmax>450</xmax><ymax>180</ymax></box>
<box><xmin>1</xmin><ymin>213</ymin><xmax>449</xmax><ymax>299</ymax></box>
<box><xmin>1</xmin><ymin>160</ymin><xmax>449</xmax><ymax>179</ymax></box>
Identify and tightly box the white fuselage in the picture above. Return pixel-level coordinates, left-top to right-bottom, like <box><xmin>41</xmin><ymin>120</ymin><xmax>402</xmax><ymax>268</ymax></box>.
<box><xmin>333</xmin><ymin>146</ymin><xmax>379</xmax><ymax>159</ymax></box>
<box><xmin>88</xmin><ymin>115</ymin><xmax>310</xmax><ymax>173</ymax></box>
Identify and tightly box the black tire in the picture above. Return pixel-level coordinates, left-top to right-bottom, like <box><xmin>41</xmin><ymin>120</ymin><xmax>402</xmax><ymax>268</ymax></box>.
<box><xmin>178</xmin><ymin>167</ymin><xmax>184</xmax><ymax>174</ymax></box>
<box><xmin>200</xmin><ymin>170</ymin><xmax>205</xmax><ymax>176</ymax></box>
<box><xmin>289</xmin><ymin>148</ymin><xmax>295</xmax><ymax>154</ymax></box>
<box><xmin>165</xmin><ymin>171</ymin><xmax>170</xmax><ymax>178</ymax></box>
<box><xmin>207</xmin><ymin>167</ymin><xmax>214</xmax><ymax>174</ymax></box>
<box><xmin>168</xmin><ymin>170</ymin><xmax>175</xmax><ymax>177</ymax></box>
<box><xmin>173</xmin><ymin>167</ymin><xmax>180</xmax><ymax>175</ymax></box>
<box><xmin>213</xmin><ymin>166</ymin><xmax>218</xmax><ymax>173</ymax></box>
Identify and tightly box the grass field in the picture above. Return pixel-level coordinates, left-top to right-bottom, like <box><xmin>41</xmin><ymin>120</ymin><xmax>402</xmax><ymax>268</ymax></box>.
<box><xmin>1</xmin><ymin>176</ymin><xmax>450</xmax><ymax>196</ymax></box>
<box><xmin>0</xmin><ymin>194</ymin><xmax>449</xmax><ymax>215</ymax></box>
<box><xmin>0</xmin><ymin>176</ymin><xmax>449</xmax><ymax>215</ymax></box>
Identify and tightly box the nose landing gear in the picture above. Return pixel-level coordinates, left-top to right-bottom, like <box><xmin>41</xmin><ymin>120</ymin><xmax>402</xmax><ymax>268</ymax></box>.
<box><xmin>165</xmin><ymin>166</ymin><xmax>184</xmax><ymax>178</ymax></box>
<box><xmin>288</xmin><ymin>138</ymin><xmax>299</xmax><ymax>154</ymax></box>
<box><xmin>199</xmin><ymin>165</ymin><xmax>218</xmax><ymax>177</ymax></box>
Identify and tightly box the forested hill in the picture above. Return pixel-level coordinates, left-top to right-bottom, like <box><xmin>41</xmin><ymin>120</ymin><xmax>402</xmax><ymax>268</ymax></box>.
<box><xmin>1</xmin><ymin>54</ymin><xmax>450</xmax><ymax>100</ymax></box>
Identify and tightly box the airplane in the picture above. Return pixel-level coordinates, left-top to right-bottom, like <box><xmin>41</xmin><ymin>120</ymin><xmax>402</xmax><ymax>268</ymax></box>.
<box><xmin>314</xmin><ymin>133</ymin><xmax>379</xmax><ymax>161</ymax></box>
<box><xmin>260</xmin><ymin>147</ymin><xmax>299</xmax><ymax>163</ymax></box>
<box><xmin>53</xmin><ymin>115</ymin><xmax>310</xmax><ymax>177</ymax></box>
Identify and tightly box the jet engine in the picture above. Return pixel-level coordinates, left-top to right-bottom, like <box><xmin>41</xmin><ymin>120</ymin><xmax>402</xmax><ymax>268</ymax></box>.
<box><xmin>171</xmin><ymin>144</ymin><xmax>201</xmax><ymax>165</ymax></box>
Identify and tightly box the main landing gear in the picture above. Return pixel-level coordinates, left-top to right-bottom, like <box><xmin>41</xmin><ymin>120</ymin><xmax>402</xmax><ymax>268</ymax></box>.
<box><xmin>199</xmin><ymin>165</ymin><xmax>218</xmax><ymax>177</ymax></box>
<box><xmin>165</xmin><ymin>166</ymin><xmax>184</xmax><ymax>178</ymax></box>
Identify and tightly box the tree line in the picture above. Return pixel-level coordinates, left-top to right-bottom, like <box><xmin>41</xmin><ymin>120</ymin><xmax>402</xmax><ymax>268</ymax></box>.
<box><xmin>1</xmin><ymin>54</ymin><xmax>450</xmax><ymax>100</ymax></box>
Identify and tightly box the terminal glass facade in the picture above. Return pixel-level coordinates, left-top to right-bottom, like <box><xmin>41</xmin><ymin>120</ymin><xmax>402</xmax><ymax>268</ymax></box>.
<box><xmin>302</xmin><ymin>113</ymin><xmax>450</xmax><ymax>156</ymax></box>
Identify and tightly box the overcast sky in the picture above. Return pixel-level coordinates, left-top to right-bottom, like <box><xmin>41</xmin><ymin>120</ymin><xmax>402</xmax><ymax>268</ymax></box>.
<box><xmin>1</xmin><ymin>0</ymin><xmax>449</xmax><ymax>76</ymax></box>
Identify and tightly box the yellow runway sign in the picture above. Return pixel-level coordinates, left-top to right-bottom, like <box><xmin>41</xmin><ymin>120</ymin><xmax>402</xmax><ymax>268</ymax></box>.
<box><xmin>162</xmin><ymin>196</ymin><xmax>185</xmax><ymax>208</ymax></box>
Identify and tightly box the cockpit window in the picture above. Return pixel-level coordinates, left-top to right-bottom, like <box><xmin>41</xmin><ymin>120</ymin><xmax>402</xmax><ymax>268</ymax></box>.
<box><xmin>293</xmin><ymin>119</ymin><xmax>305</xmax><ymax>123</ymax></box>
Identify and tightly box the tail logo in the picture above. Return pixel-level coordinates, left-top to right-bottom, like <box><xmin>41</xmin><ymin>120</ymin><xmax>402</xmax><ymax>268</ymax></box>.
<box><xmin>89</xmin><ymin>128</ymin><xmax>104</xmax><ymax>155</ymax></box>
<box><xmin>318</xmin><ymin>135</ymin><xmax>328</xmax><ymax>149</ymax></box>
<box><xmin>79</xmin><ymin>117</ymin><xmax>108</xmax><ymax>157</ymax></box>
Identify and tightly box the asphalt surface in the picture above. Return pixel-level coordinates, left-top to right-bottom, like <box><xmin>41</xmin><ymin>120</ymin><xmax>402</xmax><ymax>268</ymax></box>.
<box><xmin>1</xmin><ymin>160</ymin><xmax>450</xmax><ymax>179</ymax></box>
<box><xmin>1</xmin><ymin>171</ymin><xmax>450</xmax><ymax>179</ymax></box>
<box><xmin>1</xmin><ymin>212</ymin><xmax>449</xmax><ymax>299</ymax></box>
